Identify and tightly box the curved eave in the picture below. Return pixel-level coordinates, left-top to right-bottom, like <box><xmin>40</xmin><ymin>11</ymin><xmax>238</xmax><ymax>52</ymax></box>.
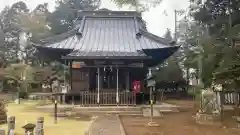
<box><xmin>143</xmin><ymin>46</ymin><xmax>180</xmax><ymax>67</ymax></box>
<box><xmin>34</xmin><ymin>44</ymin><xmax>73</xmax><ymax>62</ymax></box>
<box><xmin>61</xmin><ymin>55</ymin><xmax>152</xmax><ymax>60</ymax></box>
<box><xmin>34</xmin><ymin>44</ymin><xmax>73</xmax><ymax>52</ymax></box>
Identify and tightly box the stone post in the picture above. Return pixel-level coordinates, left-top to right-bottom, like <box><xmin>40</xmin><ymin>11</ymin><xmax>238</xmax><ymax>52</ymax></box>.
<box><xmin>35</xmin><ymin>117</ymin><xmax>44</xmax><ymax>135</ymax></box>
<box><xmin>7</xmin><ymin>116</ymin><xmax>15</xmax><ymax>135</ymax></box>
<box><xmin>62</xmin><ymin>94</ymin><xmax>66</xmax><ymax>104</ymax></box>
<box><xmin>8</xmin><ymin>130</ymin><xmax>13</xmax><ymax>135</ymax></box>
<box><xmin>0</xmin><ymin>128</ymin><xmax>5</xmax><ymax>135</ymax></box>
<box><xmin>196</xmin><ymin>89</ymin><xmax>221</xmax><ymax>125</ymax></box>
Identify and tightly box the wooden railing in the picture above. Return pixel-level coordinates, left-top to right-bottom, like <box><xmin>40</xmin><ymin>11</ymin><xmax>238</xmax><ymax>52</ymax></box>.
<box><xmin>66</xmin><ymin>91</ymin><xmax>136</xmax><ymax>106</ymax></box>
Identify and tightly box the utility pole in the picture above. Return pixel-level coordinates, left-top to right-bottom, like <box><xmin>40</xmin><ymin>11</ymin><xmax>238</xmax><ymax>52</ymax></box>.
<box><xmin>174</xmin><ymin>9</ymin><xmax>177</xmax><ymax>41</ymax></box>
<box><xmin>174</xmin><ymin>9</ymin><xmax>185</xmax><ymax>41</ymax></box>
<box><xmin>228</xmin><ymin>0</ymin><xmax>233</xmax><ymax>47</ymax></box>
<box><xmin>197</xmin><ymin>51</ymin><xmax>202</xmax><ymax>87</ymax></box>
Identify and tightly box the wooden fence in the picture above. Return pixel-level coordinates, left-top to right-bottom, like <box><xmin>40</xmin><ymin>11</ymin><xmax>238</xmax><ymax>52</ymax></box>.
<box><xmin>219</xmin><ymin>91</ymin><xmax>240</xmax><ymax>105</ymax></box>
<box><xmin>66</xmin><ymin>91</ymin><xmax>136</xmax><ymax>106</ymax></box>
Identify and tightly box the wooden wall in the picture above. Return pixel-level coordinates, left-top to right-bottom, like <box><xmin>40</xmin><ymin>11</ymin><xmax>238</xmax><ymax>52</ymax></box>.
<box><xmin>69</xmin><ymin>65</ymin><xmax>148</xmax><ymax>92</ymax></box>
<box><xmin>71</xmin><ymin>68</ymin><xmax>89</xmax><ymax>91</ymax></box>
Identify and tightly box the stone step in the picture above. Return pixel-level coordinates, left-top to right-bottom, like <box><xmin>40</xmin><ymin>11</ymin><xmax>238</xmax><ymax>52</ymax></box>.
<box><xmin>142</xmin><ymin>108</ymin><xmax>162</xmax><ymax>117</ymax></box>
<box><xmin>159</xmin><ymin>109</ymin><xmax>179</xmax><ymax>113</ymax></box>
<box><xmin>141</xmin><ymin>106</ymin><xmax>179</xmax><ymax>113</ymax></box>
<box><xmin>73</xmin><ymin>106</ymin><xmax>141</xmax><ymax>112</ymax></box>
<box><xmin>74</xmin><ymin>110</ymin><xmax>142</xmax><ymax>115</ymax></box>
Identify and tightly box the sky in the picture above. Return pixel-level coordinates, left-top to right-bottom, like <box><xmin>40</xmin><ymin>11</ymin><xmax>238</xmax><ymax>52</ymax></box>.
<box><xmin>0</xmin><ymin>0</ymin><xmax>190</xmax><ymax>37</ymax></box>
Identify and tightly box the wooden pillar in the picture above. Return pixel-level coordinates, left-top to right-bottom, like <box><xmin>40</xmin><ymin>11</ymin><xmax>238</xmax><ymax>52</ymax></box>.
<box><xmin>62</xmin><ymin>94</ymin><xmax>66</xmax><ymax>104</ymax></box>
<box><xmin>126</xmin><ymin>69</ymin><xmax>130</xmax><ymax>90</ymax></box>
<box><xmin>64</xmin><ymin>60</ymin><xmax>67</xmax><ymax>85</ymax></box>
<box><xmin>88</xmin><ymin>68</ymin><xmax>91</xmax><ymax>90</ymax></box>
<box><xmin>72</xmin><ymin>95</ymin><xmax>74</xmax><ymax>105</ymax></box>
<box><xmin>57</xmin><ymin>95</ymin><xmax>61</xmax><ymax>104</ymax></box>
<box><xmin>97</xmin><ymin>68</ymin><xmax>100</xmax><ymax>104</ymax></box>
<box><xmin>116</xmin><ymin>67</ymin><xmax>119</xmax><ymax>104</ymax></box>
<box><xmin>69</xmin><ymin>61</ymin><xmax>72</xmax><ymax>90</ymax></box>
<box><xmin>100</xmin><ymin>68</ymin><xmax>104</xmax><ymax>89</ymax></box>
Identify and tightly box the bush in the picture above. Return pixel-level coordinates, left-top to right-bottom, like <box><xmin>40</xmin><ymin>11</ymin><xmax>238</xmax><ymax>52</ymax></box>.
<box><xmin>187</xmin><ymin>85</ymin><xmax>202</xmax><ymax>101</ymax></box>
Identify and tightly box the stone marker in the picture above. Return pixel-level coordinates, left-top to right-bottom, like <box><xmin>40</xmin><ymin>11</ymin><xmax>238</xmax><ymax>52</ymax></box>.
<box><xmin>7</xmin><ymin>116</ymin><xmax>15</xmax><ymax>135</ymax></box>
<box><xmin>196</xmin><ymin>89</ymin><xmax>221</xmax><ymax>125</ymax></box>
<box><xmin>0</xmin><ymin>128</ymin><xmax>5</xmax><ymax>135</ymax></box>
<box><xmin>8</xmin><ymin>130</ymin><xmax>14</xmax><ymax>135</ymax></box>
<box><xmin>35</xmin><ymin>117</ymin><xmax>44</xmax><ymax>135</ymax></box>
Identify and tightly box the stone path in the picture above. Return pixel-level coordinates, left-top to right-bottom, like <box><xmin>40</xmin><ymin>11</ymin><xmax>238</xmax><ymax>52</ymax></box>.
<box><xmin>142</xmin><ymin>108</ymin><xmax>162</xmax><ymax>117</ymax></box>
<box><xmin>88</xmin><ymin>115</ymin><xmax>124</xmax><ymax>135</ymax></box>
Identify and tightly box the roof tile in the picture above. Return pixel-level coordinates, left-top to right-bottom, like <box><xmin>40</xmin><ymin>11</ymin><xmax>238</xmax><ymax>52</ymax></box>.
<box><xmin>38</xmin><ymin>12</ymin><xmax>176</xmax><ymax>58</ymax></box>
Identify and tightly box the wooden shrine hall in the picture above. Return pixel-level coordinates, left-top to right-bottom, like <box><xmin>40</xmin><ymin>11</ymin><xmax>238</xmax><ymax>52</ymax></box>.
<box><xmin>34</xmin><ymin>10</ymin><xmax>179</xmax><ymax>105</ymax></box>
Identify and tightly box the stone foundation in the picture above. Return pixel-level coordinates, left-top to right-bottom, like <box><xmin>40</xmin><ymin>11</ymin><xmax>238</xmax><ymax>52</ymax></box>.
<box><xmin>195</xmin><ymin>112</ymin><xmax>220</xmax><ymax>125</ymax></box>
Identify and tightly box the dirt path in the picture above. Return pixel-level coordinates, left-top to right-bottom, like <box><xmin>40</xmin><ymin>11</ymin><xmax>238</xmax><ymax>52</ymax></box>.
<box><xmin>89</xmin><ymin>115</ymin><xmax>124</xmax><ymax>135</ymax></box>
<box><xmin>120</xmin><ymin>111</ymin><xmax>240</xmax><ymax>135</ymax></box>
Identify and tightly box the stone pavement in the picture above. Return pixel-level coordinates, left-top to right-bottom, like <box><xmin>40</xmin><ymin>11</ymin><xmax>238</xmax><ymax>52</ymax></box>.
<box><xmin>88</xmin><ymin>115</ymin><xmax>125</xmax><ymax>135</ymax></box>
<box><xmin>142</xmin><ymin>108</ymin><xmax>162</xmax><ymax>117</ymax></box>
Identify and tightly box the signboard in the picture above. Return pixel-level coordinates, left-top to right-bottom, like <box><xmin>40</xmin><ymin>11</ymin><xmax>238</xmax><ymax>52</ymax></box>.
<box><xmin>61</xmin><ymin>86</ymin><xmax>68</xmax><ymax>93</ymax></box>
<box><xmin>72</xmin><ymin>62</ymin><xmax>84</xmax><ymax>68</ymax></box>
<box><xmin>147</xmin><ymin>80</ymin><xmax>156</xmax><ymax>87</ymax></box>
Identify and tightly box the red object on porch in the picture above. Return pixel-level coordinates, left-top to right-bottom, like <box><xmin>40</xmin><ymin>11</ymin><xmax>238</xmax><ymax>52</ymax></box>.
<box><xmin>133</xmin><ymin>80</ymin><xmax>141</xmax><ymax>95</ymax></box>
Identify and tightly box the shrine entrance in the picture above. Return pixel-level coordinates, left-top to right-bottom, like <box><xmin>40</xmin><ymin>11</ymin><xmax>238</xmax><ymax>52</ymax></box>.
<box><xmin>103</xmin><ymin>66</ymin><xmax>114</xmax><ymax>89</ymax></box>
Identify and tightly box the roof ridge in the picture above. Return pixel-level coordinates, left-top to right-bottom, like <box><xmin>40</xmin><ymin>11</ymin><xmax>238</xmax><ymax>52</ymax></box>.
<box><xmin>78</xmin><ymin>10</ymin><xmax>141</xmax><ymax>18</ymax></box>
<box><xmin>133</xmin><ymin>16</ymin><xmax>141</xmax><ymax>39</ymax></box>
<box><xmin>76</xmin><ymin>16</ymin><xmax>86</xmax><ymax>37</ymax></box>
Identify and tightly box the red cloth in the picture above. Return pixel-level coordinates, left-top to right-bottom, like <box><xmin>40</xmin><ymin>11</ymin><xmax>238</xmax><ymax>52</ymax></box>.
<box><xmin>133</xmin><ymin>81</ymin><xmax>141</xmax><ymax>95</ymax></box>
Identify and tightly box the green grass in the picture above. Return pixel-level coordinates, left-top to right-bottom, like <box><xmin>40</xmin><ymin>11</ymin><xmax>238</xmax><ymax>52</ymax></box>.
<box><xmin>0</xmin><ymin>100</ymin><xmax>90</xmax><ymax>135</ymax></box>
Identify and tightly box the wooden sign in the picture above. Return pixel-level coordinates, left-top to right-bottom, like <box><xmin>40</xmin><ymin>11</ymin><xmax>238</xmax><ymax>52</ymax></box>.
<box><xmin>61</xmin><ymin>86</ymin><xmax>68</xmax><ymax>93</ymax></box>
<box><xmin>72</xmin><ymin>62</ymin><xmax>83</xmax><ymax>68</ymax></box>
<box><xmin>147</xmin><ymin>80</ymin><xmax>156</xmax><ymax>87</ymax></box>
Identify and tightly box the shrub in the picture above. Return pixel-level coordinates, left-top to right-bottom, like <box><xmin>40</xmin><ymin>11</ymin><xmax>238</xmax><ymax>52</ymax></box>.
<box><xmin>187</xmin><ymin>85</ymin><xmax>202</xmax><ymax>101</ymax></box>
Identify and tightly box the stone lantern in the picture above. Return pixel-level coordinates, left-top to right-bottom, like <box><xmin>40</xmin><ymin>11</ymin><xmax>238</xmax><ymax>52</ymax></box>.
<box><xmin>22</xmin><ymin>123</ymin><xmax>36</xmax><ymax>135</ymax></box>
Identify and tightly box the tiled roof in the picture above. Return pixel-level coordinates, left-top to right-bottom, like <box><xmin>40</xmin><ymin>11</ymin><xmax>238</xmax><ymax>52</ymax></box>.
<box><xmin>36</xmin><ymin>10</ymin><xmax>178</xmax><ymax>59</ymax></box>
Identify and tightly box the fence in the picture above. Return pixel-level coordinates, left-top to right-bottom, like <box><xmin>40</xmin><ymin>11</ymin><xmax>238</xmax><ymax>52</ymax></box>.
<box><xmin>219</xmin><ymin>91</ymin><xmax>240</xmax><ymax>105</ymax></box>
<box><xmin>155</xmin><ymin>88</ymin><xmax>192</xmax><ymax>100</ymax></box>
<box><xmin>66</xmin><ymin>91</ymin><xmax>136</xmax><ymax>106</ymax></box>
<box><xmin>155</xmin><ymin>88</ymin><xmax>240</xmax><ymax>105</ymax></box>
